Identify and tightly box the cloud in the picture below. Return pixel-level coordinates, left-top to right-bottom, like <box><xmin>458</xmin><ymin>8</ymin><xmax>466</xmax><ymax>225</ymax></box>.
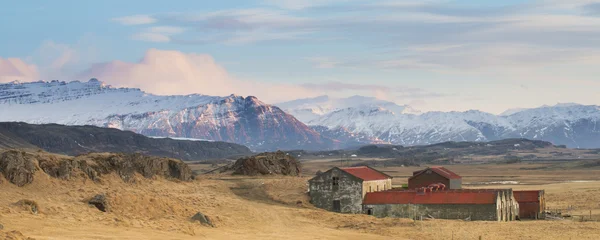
<box><xmin>77</xmin><ymin>49</ymin><xmax>321</xmax><ymax>103</ymax></box>
<box><xmin>129</xmin><ymin>26</ymin><xmax>186</xmax><ymax>43</ymax></box>
<box><xmin>131</xmin><ymin>32</ymin><xmax>171</xmax><ymax>42</ymax></box>
<box><xmin>112</xmin><ymin>15</ymin><xmax>156</xmax><ymax>25</ymax></box>
<box><xmin>0</xmin><ymin>57</ymin><xmax>39</xmax><ymax>82</ymax></box>
<box><xmin>300</xmin><ymin>81</ymin><xmax>444</xmax><ymax>99</ymax></box>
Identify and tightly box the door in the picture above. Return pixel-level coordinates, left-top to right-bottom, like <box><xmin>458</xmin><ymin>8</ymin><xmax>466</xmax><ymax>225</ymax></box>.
<box><xmin>333</xmin><ymin>200</ymin><xmax>341</xmax><ymax>212</ymax></box>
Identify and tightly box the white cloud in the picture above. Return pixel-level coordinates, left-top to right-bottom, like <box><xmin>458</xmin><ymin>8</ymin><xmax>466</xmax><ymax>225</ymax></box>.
<box><xmin>112</xmin><ymin>15</ymin><xmax>156</xmax><ymax>25</ymax></box>
<box><xmin>131</xmin><ymin>32</ymin><xmax>171</xmax><ymax>43</ymax></box>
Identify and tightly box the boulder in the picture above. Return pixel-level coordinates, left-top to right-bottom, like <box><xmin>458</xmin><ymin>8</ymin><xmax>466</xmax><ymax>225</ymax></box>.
<box><xmin>88</xmin><ymin>194</ymin><xmax>110</xmax><ymax>212</ymax></box>
<box><xmin>0</xmin><ymin>151</ymin><xmax>37</xmax><ymax>186</ymax></box>
<box><xmin>191</xmin><ymin>212</ymin><xmax>214</xmax><ymax>227</ymax></box>
<box><xmin>13</xmin><ymin>199</ymin><xmax>39</xmax><ymax>214</ymax></box>
<box><xmin>229</xmin><ymin>151</ymin><xmax>301</xmax><ymax>176</ymax></box>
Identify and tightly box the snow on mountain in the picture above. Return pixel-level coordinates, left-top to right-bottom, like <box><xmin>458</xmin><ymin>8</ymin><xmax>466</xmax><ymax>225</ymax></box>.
<box><xmin>276</xmin><ymin>95</ymin><xmax>421</xmax><ymax>122</ymax></box>
<box><xmin>305</xmin><ymin>101</ymin><xmax>600</xmax><ymax>148</ymax></box>
<box><xmin>0</xmin><ymin>79</ymin><xmax>335</xmax><ymax>151</ymax></box>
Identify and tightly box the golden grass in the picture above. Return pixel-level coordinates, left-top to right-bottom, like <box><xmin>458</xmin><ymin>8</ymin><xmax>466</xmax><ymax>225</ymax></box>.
<box><xmin>0</xmin><ymin>161</ymin><xmax>600</xmax><ymax>239</ymax></box>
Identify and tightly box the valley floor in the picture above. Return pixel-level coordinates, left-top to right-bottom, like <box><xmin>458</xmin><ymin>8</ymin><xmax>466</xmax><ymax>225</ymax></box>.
<box><xmin>2</xmin><ymin>162</ymin><xmax>600</xmax><ymax>239</ymax></box>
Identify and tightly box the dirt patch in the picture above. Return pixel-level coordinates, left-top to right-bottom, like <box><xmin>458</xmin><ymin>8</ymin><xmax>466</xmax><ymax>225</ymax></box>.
<box><xmin>0</xmin><ymin>230</ymin><xmax>35</xmax><ymax>240</ymax></box>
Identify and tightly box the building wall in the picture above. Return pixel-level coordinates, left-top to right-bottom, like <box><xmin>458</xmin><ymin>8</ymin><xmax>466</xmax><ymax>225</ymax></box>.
<box><xmin>408</xmin><ymin>171</ymin><xmax>451</xmax><ymax>189</ymax></box>
<box><xmin>309</xmin><ymin>168</ymin><xmax>363</xmax><ymax>213</ymax></box>
<box><xmin>449</xmin><ymin>178</ymin><xmax>462</xmax><ymax>189</ymax></box>
<box><xmin>363</xmin><ymin>204</ymin><xmax>498</xmax><ymax>221</ymax></box>
<box><xmin>362</xmin><ymin>179</ymin><xmax>392</xmax><ymax>198</ymax></box>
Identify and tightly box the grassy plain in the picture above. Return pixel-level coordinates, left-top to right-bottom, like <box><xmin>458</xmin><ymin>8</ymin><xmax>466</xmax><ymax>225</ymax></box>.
<box><xmin>1</xmin><ymin>158</ymin><xmax>600</xmax><ymax>239</ymax></box>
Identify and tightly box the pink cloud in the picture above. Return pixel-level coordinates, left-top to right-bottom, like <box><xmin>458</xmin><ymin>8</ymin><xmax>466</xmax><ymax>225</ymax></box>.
<box><xmin>0</xmin><ymin>57</ymin><xmax>39</xmax><ymax>83</ymax></box>
<box><xmin>77</xmin><ymin>49</ymin><xmax>321</xmax><ymax>103</ymax></box>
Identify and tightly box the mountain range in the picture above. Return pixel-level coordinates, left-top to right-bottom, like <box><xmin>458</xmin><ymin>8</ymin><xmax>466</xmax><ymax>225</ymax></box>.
<box><xmin>1</xmin><ymin>79</ymin><xmax>599</xmax><ymax>150</ymax></box>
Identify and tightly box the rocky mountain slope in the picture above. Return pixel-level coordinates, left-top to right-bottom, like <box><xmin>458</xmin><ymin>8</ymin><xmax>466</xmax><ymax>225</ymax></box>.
<box><xmin>0</xmin><ymin>122</ymin><xmax>252</xmax><ymax>160</ymax></box>
<box><xmin>279</xmin><ymin>96</ymin><xmax>600</xmax><ymax>149</ymax></box>
<box><xmin>0</xmin><ymin>79</ymin><xmax>335</xmax><ymax>151</ymax></box>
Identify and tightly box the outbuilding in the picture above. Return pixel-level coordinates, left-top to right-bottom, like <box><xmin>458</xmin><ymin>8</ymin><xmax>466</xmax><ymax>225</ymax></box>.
<box><xmin>408</xmin><ymin>166</ymin><xmax>462</xmax><ymax>190</ymax></box>
<box><xmin>363</xmin><ymin>189</ymin><xmax>519</xmax><ymax>221</ymax></box>
<box><xmin>308</xmin><ymin>166</ymin><xmax>392</xmax><ymax>213</ymax></box>
<box><xmin>514</xmin><ymin>190</ymin><xmax>546</xmax><ymax>219</ymax></box>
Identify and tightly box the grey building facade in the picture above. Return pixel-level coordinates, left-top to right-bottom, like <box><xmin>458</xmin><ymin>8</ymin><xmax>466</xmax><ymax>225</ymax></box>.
<box><xmin>308</xmin><ymin>166</ymin><xmax>392</xmax><ymax>214</ymax></box>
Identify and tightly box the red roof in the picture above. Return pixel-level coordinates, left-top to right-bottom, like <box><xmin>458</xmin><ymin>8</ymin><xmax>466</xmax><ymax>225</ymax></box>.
<box><xmin>363</xmin><ymin>191</ymin><xmax>497</xmax><ymax>205</ymax></box>
<box><xmin>514</xmin><ymin>191</ymin><xmax>542</xmax><ymax>203</ymax></box>
<box><xmin>410</xmin><ymin>166</ymin><xmax>461</xmax><ymax>180</ymax></box>
<box><xmin>339</xmin><ymin>166</ymin><xmax>391</xmax><ymax>181</ymax></box>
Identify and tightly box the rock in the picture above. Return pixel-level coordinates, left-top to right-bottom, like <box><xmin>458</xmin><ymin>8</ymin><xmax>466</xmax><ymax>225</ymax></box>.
<box><xmin>0</xmin><ymin>151</ymin><xmax>37</xmax><ymax>186</ymax></box>
<box><xmin>191</xmin><ymin>212</ymin><xmax>214</xmax><ymax>227</ymax></box>
<box><xmin>0</xmin><ymin>223</ymin><xmax>4</xmax><ymax>230</ymax></box>
<box><xmin>1</xmin><ymin>150</ymin><xmax>192</xmax><ymax>186</ymax></box>
<box><xmin>88</xmin><ymin>194</ymin><xmax>110</xmax><ymax>212</ymax></box>
<box><xmin>14</xmin><ymin>199</ymin><xmax>39</xmax><ymax>214</ymax></box>
<box><xmin>229</xmin><ymin>151</ymin><xmax>301</xmax><ymax>176</ymax></box>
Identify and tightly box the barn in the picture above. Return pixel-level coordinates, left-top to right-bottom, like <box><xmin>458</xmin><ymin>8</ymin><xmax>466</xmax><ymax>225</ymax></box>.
<box><xmin>308</xmin><ymin>166</ymin><xmax>392</xmax><ymax>213</ymax></box>
<box><xmin>363</xmin><ymin>188</ymin><xmax>519</xmax><ymax>221</ymax></box>
<box><xmin>408</xmin><ymin>166</ymin><xmax>462</xmax><ymax>190</ymax></box>
<box><xmin>514</xmin><ymin>190</ymin><xmax>546</xmax><ymax>219</ymax></box>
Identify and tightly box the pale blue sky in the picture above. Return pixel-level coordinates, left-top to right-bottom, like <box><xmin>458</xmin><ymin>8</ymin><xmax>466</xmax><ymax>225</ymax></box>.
<box><xmin>1</xmin><ymin>0</ymin><xmax>600</xmax><ymax>113</ymax></box>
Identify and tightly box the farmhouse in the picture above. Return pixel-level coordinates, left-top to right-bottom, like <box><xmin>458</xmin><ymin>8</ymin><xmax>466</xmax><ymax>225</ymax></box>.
<box><xmin>408</xmin><ymin>166</ymin><xmax>462</xmax><ymax>189</ymax></box>
<box><xmin>308</xmin><ymin>166</ymin><xmax>392</xmax><ymax>213</ymax></box>
<box><xmin>308</xmin><ymin>165</ymin><xmax>545</xmax><ymax>221</ymax></box>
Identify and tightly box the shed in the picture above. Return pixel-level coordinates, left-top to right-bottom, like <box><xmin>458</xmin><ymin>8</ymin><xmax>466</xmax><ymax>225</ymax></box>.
<box><xmin>514</xmin><ymin>190</ymin><xmax>546</xmax><ymax>219</ymax></box>
<box><xmin>308</xmin><ymin>166</ymin><xmax>392</xmax><ymax>213</ymax></box>
<box><xmin>408</xmin><ymin>166</ymin><xmax>462</xmax><ymax>189</ymax></box>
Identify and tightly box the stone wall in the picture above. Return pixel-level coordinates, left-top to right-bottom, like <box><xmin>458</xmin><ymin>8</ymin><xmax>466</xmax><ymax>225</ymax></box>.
<box><xmin>364</xmin><ymin>203</ymin><xmax>498</xmax><ymax>221</ymax></box>
<box><xmin>309</xmin><ymin>168</ymin><xmax>363</xmax><ymax>213</ymax></box>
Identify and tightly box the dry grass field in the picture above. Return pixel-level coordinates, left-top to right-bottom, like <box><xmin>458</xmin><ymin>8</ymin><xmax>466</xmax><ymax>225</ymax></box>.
<box><xmin>1</xmin><ymin>158</ymin><xmax>600</xmax><ymax>239</ymax></box>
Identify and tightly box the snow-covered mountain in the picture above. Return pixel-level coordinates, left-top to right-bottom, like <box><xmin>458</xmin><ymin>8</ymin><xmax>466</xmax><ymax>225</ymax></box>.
<box><xmin>2</xmin><ymin>80</ymin><xmax>599</xmax><ymax>150</ymax></box>
<box><xmin>278</xmin><ymin>95</ymin><xmax>600</xmax><ymax>149</ymax></box>
<box><xmin>0</xmin><ymin>79</ymin><xmax>336</xmax><ymax>151</ymax></box>
<box><xmin>276</xmin><ymin>95</ymin><xmax>421</xmax><ymax>123</ymax></box>
<box><xmin>304</xmin><ymin>103</ymin><xmax>600</xmax><ymax>148</ymax></box>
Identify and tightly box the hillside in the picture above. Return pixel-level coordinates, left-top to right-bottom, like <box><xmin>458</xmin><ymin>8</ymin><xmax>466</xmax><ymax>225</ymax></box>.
<box><xmin>297</xmin><ymin>139</ymin><xmax>600</xmax><ymax>165</ymax></box>
<box><xmin>0</xmin><ymin>122</ymin><xmax>252</xmax><ymax>160</ymax></box>
<box><xmin>0</xmin><ymin>79</ymin><xmax>336</xmax><ymax>151</ymax></box>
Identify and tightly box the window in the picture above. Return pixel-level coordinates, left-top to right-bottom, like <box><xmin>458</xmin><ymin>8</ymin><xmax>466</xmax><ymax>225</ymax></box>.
<box><xmin>369</xmin><ymin>186</ymin><xmax>372</xmax><ymax>192</ymax></box>
<box><xmin>332</xmin><ymin>177</ymin><xmax>339</xmax><ymax>186</ymax></box>
<box><xmin>377</xmin><ymin>185</ymin><xmax>379</xmax><ymax>191</ymax></box>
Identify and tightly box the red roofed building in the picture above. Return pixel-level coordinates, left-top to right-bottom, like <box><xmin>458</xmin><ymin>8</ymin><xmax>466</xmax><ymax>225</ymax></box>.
<box><xmin>363</xmin><ymin>189</ymin><xmax>519</xmax><ymax>221</ymax></box>
<box><xmin>514</xmin><ymin>190</ymin><xmax>546</xmax><ymax>219</ymax></box>
<box><xmin>308</xmin><ymin>166</ymin><xmax>392</xmax><ymax>213</ymax></box>
<box><xmin>408</xmin><ymin>166</ymin><xmax>462</xmax><ymax>190</ymax></box>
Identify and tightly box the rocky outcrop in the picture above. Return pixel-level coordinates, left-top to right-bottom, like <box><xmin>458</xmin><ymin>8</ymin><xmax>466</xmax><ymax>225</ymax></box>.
<box><xmin>0</xmin><ymin>150</ymin><xmax>193</xmax><ymax>186</ymax></box>
<box><xmin>191</xmin><ymin>212</ymin><xmax>214</xmax><ymax>227</ymax></box>
<box><xmin>229</xmin><ymin>151</ymin><xmax>301</xmax><ymax>176</ymax></box>
<box><xmin>88</xmin><ymin>194</ymin><xmax>110</xmax><ymax>212</ymax></box>
<box><xmin>0</xmin><ymin>151</ymin><xmax>37</xmax><ymax>186</ymax></box>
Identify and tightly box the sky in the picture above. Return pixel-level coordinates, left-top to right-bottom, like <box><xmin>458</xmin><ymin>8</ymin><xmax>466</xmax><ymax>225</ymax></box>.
<box><xmin>1</xmin><ymin>0</ymin><xmax>600</xmax><ymax>114</ymax></box>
